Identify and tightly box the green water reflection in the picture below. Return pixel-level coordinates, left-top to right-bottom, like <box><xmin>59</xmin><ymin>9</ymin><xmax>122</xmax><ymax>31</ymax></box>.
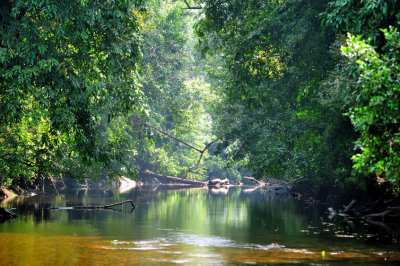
<box><xmin>1</xmin><ymin>187</ymin><xmax>400</xmax><ymax>264</ymax></box>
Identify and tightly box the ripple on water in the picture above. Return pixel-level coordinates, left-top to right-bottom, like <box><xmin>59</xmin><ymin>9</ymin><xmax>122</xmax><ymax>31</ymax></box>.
<box><xmin>170</xmin><ymin>259</ymin><xmax>193</xmax><ymax>264</ymax></box>
<box><xmin>108</xmin><ymin>239</ymin><xmax>170</xmax><ymax>250</ymax></box>
<box><xmin>107</xmin><ymin>233</ymin><xmax>309</xmax><ymax>254</ymax></box>
<box><xmin>173</xmin><ymin>233</ymin><xmax>236</xmax><ymax>248</ymax></box>
<box><xmin>100</xmin><ymin>233</ymin><xmax>400</xmax><ymax>264</ymax></box>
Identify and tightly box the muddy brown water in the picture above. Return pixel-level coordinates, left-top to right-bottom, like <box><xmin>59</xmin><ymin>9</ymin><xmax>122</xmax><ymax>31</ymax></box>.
<box><xmin>1</xmin><ymin>187</ymin><xmax>400</xmax><ymax>265</ymax></box>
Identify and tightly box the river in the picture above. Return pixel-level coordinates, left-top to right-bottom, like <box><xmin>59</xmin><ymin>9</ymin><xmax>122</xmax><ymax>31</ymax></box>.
<box><xmin>1</xmin><ymin>186</ymin><xmax>400</xmax><ymax>265</ymax></box>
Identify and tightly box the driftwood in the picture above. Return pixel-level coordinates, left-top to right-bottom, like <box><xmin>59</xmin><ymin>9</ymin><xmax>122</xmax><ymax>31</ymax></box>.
<box><xmin>363</xmin><ymin>207</ymin><xmax>400</xmax><ymax>223</ymax></box>
<box><xmin>341</xmin><ymin>199</ymin><xmax>357</xmax><ymax>215</ymax></box>
<box><xmin>50</xmin><ymin>200</ymin><xmax>135</xmax><ymax>210</ymax></box>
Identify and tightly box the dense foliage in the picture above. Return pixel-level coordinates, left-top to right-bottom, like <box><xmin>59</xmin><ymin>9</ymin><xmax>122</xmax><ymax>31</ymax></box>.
<box><xmin>1</xmin><ymin>0</ymin><xmax>399</xmax><ymax>199</ymax></box>
<box><xmin>342</xmin><ymin>27</ymin><xmax>400</xmax><ymax>185</ymax></box>
<box><xmin>136</xmin><ymin>1</ymin><xmax>212</xmax><ymax>177</ymax></box>
<box><xmin>324</xmin><ymin>0</ymin><xmax>400</xmax><ymax>188</ymax></box>
<box><xmin>0</xmin><ymin>0</ymin><xmax>144</xmax><ymax>185</ymax></box>
<box><xmin>193</xmin><ymin>0</ymin><xmax>400</xmax><ymax>195</ymax></box>
<box><xmin>194</xmin><ymin>0</ymin><xmax>350</xmax><ymax>193</ymax></box>
<box><xmin>133</xmin><ymin>0</ymin><xmax>240</xmax><ymax>179</ymax></box>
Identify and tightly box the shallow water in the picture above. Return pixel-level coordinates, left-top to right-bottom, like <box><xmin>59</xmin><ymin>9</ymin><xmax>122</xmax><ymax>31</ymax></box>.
<box><xmin>1</xmin><ymin>187</ymin><xmax>400</xmax><ymax>265</ymax></box>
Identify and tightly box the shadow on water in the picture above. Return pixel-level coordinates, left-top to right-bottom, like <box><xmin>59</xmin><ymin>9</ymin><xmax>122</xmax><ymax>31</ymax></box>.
<box><xmin>1</xmin><ymin>186</ymin><xmax>400</xmax><ymax>264</ymax></box>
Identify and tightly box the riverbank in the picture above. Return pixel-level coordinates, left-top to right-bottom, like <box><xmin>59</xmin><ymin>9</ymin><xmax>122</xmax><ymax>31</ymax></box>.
<box><xmin>4</xmin><ymin>171</ymin><xmax>399</xmax><ymax>231</ymax></box>
<box><xmin>289</xmin><ymin>177</ymin><xmax>400</xmax><ymax>233</ymax></box>
<box><xmin>0</xmin><ymin>171</ymin><xmax>289</xmax><ymax>222</ymax></box>
<box><xmin>2</xmin><ymin>175</ymin><xmax>400</xmax><ymax>239</ymax></box>
<box><xmin>0</xmin><ymin>188</ymin><xmax>16</xmax><ymax>201</ymax></box>
<box><xmin>0</xmin><ymin>206</ymin><xmax>17</xmax><ymax>222</ymax></box>
<box><xmin>0</xmin><ymin>188</ymin><xmax>17</xmax><ymax>222</ymax></box>
<box><xmin>1</xmin><ymin>170</ymin><xmax>277</xmax><ymax>197</ymax></box>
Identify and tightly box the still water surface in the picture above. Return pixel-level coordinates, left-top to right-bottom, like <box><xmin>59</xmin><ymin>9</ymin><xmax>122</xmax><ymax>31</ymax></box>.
<box><xmin>1</xmin><ymin>187</ymin><xmax>400</xmax><ymax>265</ymax></box>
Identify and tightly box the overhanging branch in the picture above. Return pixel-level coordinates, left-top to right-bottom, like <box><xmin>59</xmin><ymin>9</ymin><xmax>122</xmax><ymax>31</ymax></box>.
<box><xmin>183</xmin><ymin>137</ymin><xmax>223</xmax><ymax>178</ymax></box>
<box><xmin>142</xmin><ymin>121</ymin><xmax>225</xmax><ymax>178</ymax></box>
<box><xmin>143</xmin><ymin>122</ymin><xmax>203</xmax><ymax>153</ymax></box>
<box><xmin>182</xmin><ymin>0</ymin><xmax>202</xmax><ymax>9</ymax></box>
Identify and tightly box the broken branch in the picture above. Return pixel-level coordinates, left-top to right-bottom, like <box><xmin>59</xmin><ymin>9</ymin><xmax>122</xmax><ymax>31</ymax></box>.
<box><xmin>182</xmin><ymin>0</ymin><xmax>202</xmax><ymax>9</ymax></box>
<box><xmin>142</xmin><ymin>121</ymin><xmax>226</xmax><ymax>178</ymax></box>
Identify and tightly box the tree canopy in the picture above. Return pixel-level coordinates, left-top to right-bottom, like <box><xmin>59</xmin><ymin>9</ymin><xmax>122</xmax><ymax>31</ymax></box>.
<box><xmin>1</xmin><ymin>0</ymin><xmax>144</xmax><ymax>184</ymax></box>
<box><xmin>1</xmin><ymin>0</ymin><xmax>400</xmax><ymax>199</ymax></box>
<box><xmin>192</xmin><ymin>0</ymin><xmax>400</xmax><ymax>195</ymax></box>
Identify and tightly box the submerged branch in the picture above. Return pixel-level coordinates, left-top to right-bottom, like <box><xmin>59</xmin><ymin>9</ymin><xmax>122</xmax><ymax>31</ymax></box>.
<box><xmin>50</xmin><ymin>200</ymin><xmax>135</xmax><ymax>210</ymax></box>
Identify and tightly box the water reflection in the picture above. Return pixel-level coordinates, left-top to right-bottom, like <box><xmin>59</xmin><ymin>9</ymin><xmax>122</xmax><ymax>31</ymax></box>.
<box><xmin>1</xmin><ymin>187</ymin><xmax>400</xmax><ymax>264</ymax></box>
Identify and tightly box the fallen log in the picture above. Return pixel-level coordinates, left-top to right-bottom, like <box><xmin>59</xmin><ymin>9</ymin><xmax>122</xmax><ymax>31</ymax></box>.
<box><xmin>50</xmin><ymin>200</ymin><xmax>135</xmax><ymax>210</ymax></box>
